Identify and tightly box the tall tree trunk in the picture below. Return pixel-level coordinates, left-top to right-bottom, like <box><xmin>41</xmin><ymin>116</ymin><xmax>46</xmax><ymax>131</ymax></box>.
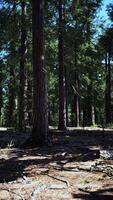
<box><xmin>32</xmin><ymin>0</ymin><xmax>48</xmax><ymax>145</ymax></box>
<box><xmin>83</xmin><ymin>84</ymin><xmax>93</xmax><ymax>126</ymax></box>
<box><xmin>105</xmin><ymin>50</ymin><xmax>112</xmax><ymax>124</ymax></box>
<box><xmin>92</xmin><ymin>94</ymin><xmax>95</xmax><ymax>125</ymax></box>
<box><xmin>7</xmin><ymin>3</ymin><xmax>16</xmax><ymax>127</ymax></box>
<box><xmin>18</xmin><ymin>0</ymin><xmax>27</xmax><ymax>131</ymax></box>
<box><xmin>0</xmin><ymin>61</ymin><xmax>2</xmax><ymax>126</ymax></box>
<box><xmin>65</xmin><ymin>66</ymin><xmax>69</xmax><ymax>127</ymax></box>
<box><xmin>74</xmin><ymin>44</ymin><xmax>80</xmax><ymax>127</ymax></box>
<box><xmin>7</xmin><ymin>65</ymin><xmax>15</xmax><ymax>127</ymax></box>
<box><xmin>107</xmin><ymin>48</ymin><xmax>112</xmax><ymax>123</ymax></box>
<box><xmin>58</xmin><ymin>0</ymin><xmax>66</xmax><ymax>130</ymax></box>
<box><xmin>26</xmin><ymin>72</ymin><xmax>33</xmax><ymax>128</ymax></box>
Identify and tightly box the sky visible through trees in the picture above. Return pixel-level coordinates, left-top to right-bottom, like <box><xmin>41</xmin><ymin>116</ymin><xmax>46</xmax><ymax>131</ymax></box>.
<box><xmin>100</xmin><ymin>0</ymin><xmax>113</xmax><ymax>20</ymax></box>
<box><xmin>0</xmin><ymin>0</ymin><xmax>112</xmax><ymax>22</ymax></box>
<box><xmin>0</xmin><ymin>0</ymin><xmax>113</xmax><ymax>143</ymax></box>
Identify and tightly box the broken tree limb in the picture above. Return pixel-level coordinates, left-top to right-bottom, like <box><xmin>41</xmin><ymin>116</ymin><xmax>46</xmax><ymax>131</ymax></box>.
<box><xmin>47</xmin><ymin>174</ymin><xmax>70</xmax><ymax>187</ymax></box>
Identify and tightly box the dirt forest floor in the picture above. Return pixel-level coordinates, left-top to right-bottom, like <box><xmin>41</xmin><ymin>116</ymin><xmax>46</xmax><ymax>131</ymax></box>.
<box><xmin>0</xmin><ymin>128</ymin><xmax>113</xmax><ymax>200</ymax></box>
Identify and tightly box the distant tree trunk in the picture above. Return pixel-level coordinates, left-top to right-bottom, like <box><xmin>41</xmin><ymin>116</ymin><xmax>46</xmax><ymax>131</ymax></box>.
<box><xmin>74</xmin><ymin>44</ymin><xmax>80</xmax><ymax>127</ymax></box>
<box><xmin>0</xmin><ymin>61</ymin><xmax>2</xmax><ymax>126</ymax></box>
<box><xmin>107</xmin><ymin>48</ymin><xmax>112</xmax><ymax>122</ymax></box>
<box><xmin>6</xmin><ymin>2</ymin><xmax>17</xmax><ymax>127</ymax></box>
<box><xmin>26</xmin><ymin>71</ymin><xmax>33</xmax><ymax>127</ymax></box>
<box><xmin>83</xmin><ymin>84</ymin><xmax>93</xmax><ymax>126</ymax></box>
<box><xmin>105</xmin><ymin>50</ymin><xmax>112</xmax><ymax>124</ymax></box>
<box><xmin>65</xmin><ymin>66</ymin><xmax>69</xmax><ymax>126</ymax></box>
<box><xmin>105</xmin><ymin>53</ymin><xmax>108</xmax><ymax>124</ymax></box>
<box><xmin>74</xmin><ymin>93</ymin><xmax>80</xmax><ymax>127</ymax></box>
<box><xmin>18</xmin><ymin>0</ymin><xmax>27</xmax><ymax>131</ymax></box>
<box><xmin>92</xmin><ymin>94</ymin><xmax>95</xmax><ymax>125</ymax></box>
<box><xmin>32</xmin><ymin>0</ymin><xmax>48</xmax><ymax>145</ymax></box>
<box><xmin>58</xmin><ymin>0</ymin><xmax>66</xmax><ymax>130</ymax></box>
<box><xmin>7</xmin><ymin>64</ymin><xmax>15</xmax><ymax>127</ymax></box>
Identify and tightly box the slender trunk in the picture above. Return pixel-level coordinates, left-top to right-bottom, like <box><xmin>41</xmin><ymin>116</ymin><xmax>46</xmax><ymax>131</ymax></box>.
<box><xmin>7</xmin><ymin>3</ymin><xmax>16</xmax><ymax>127</ymax></box>
<box><xmin>74</xmin><ymin>44</ymin><xmax>80</xmax><ymax>127</ymax></box>
<box><xmin>58</xmin><ymin>0</ymin><xmax>66</xmax><ymax>130</ymax></box>
<box><xmin>108</xmin><ymin>48</ymin><xmax>112</xmax><ymax>122</ymax></box>
<box><xmin>8</xmin><ymin>65</ymin><xmax>15</xmax><ymax>127</ymax></box>
<box><xmin>83</xmin><ymin>85</ymin><xmax>92</xmax><ymax>126</ymax></box>
<box><xmin>32</xmin><ymin>0</ymin><xmax>48</xmax><ymax>145</ymax></box>
<box><xmin>105</xmin><ymin>53</ymin><xmax>108</xmax><ymax>124</ymax></box>
<box><xmin>19</xmin><ymin>0</ymin><xmax>27</xmax><ymax>131</ymax></box>
<box><xmin>76</xmin><ymin>93</ymin><xmax>80</xmax><ymax>127</ymax></box>
<box><xmin>65</xmin><ymin>66</ymin><xmax>69</xmax><ymax>126</ymax></box>
<box><xmin>87</xmin><ymin>85</ymin><xmax>92</xmax><ymax>126</ymax></box>
<box><xmin>0</xmin><ymin>62</ymin><xmax>2</xmax><ymax>126</ymax></box>
<box><xmin>27</xmin><ymin>73</ymin><xmax>33</xmax><ymax>127</ymax></box>
<box><xmin>92</xmin><ymin>97</ymin><xmax>95</xmax><ymax>125</ymax></box>
<box><xmin>105</xmin><ymin>49</ymin><xmax>112</xmax><ymax>124</ymax></box>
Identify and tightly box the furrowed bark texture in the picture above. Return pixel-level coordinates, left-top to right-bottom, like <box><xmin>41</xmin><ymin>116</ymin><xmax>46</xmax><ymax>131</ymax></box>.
<box><xmin>58</xmin><ymin>0</ymin><xmax>66</xmax><ymax>130</ymax></box>
<box><xmin>32</xmin><ymin>0</ymin><xmax>48</xmax><ymax>144</ymax></box>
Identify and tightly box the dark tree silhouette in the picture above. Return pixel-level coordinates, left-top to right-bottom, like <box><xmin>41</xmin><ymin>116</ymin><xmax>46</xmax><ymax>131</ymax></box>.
<box><xmin>32</xmin><ymin>0</ymin><xmax>48</xmax><ymax>145</ymax></box>
<box><xmin>58</xmin><ymin>0</ymin><xmax>66</xmax><ymax>130</ymax></box>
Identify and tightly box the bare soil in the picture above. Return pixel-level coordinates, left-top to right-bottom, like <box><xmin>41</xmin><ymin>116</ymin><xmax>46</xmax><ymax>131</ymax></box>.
<box><xmin>0</xmin><ymin>128</ymin><xmax>113</xmax><ymax>200</ymax></box>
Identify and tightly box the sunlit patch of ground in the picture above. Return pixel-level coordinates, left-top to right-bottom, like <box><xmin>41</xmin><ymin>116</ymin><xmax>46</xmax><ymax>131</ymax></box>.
<box><xmin>0</xmin><ymin>129</ymin><xmax>113</xmax><ymax>199</ymax></box>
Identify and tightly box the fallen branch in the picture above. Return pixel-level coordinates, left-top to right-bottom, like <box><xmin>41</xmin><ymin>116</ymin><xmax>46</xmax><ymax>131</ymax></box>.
<box><xmin>40</xmin><ymin>169</ymin><xmax>70</xmax><ymax>187</ymax></box>
<box><xmin>47</xmin><ymin>174</ymin><xmax>70</xmax><ymax>187</ymax></box>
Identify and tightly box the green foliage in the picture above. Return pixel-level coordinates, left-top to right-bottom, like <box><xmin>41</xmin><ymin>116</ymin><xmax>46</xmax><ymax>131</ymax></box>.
<box><xmin>0</xmin><ymin>0</ymin><xmax>113</xmax><ymax>129</ymax></box>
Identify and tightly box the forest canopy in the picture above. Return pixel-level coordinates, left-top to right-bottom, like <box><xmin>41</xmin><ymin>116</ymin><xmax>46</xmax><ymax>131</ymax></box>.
<box><xmin>0</xmin><ymin>0</ymin><xmax>113</xmax><ymax>143</ymax></box>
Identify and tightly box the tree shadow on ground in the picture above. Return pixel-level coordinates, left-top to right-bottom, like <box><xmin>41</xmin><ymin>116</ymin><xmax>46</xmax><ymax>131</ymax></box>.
<box><xmin>0</xmin><ymin>147</ymin><xmax>113</xmax><ymax>200</ymax></box>
<box><xmin>0</xmin><ymin>129</ymin><xmax>113</xmax><ymax>148</ymax></box>
<box><xmin>0</xmin><ymin>145</ymin><xmax>100</xmax><ymax>183</ymax></box>
<box><xmin>72</xmin><ymin>187</ymin><xmax>113</xmax><ymax>200</ymax></box>
<box><xmin>0</xmin><ymin>129</ymin><xmax>113</xmax><ymax>184</ymax></box>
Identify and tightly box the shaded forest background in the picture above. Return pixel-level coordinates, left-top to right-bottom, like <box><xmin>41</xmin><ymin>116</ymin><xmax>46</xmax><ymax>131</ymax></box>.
<box><xmin>0</xmin><ymin>0</ymin><xmax>113</xmax><ymax>134</ymax></box>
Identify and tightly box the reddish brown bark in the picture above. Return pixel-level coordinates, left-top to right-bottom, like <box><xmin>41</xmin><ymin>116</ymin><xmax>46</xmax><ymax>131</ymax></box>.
<box><xmin>58</xmin><ymin>0</ymin><xmax>66</xmax><ymax>130</ymax></box>
<box><xmin>32</xmin><ymin>0</ymin><xmax>48</xmax><ymax>145</ymax></box>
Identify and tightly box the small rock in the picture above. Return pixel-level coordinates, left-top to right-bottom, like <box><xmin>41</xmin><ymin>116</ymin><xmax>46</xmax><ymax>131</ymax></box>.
<box><xmin>62</xmin><ymin>152</ymin><xmax>67</xmax><ymax>157</ymax></box>
<box><xmin>0</xmin><ymin>190</ymin><xmax>10</xmax><ymax>199</ymax></box>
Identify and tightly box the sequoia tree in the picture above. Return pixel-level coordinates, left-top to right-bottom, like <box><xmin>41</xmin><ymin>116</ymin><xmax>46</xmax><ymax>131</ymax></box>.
<box><xmin>18</xmin><ymin>0</ymin><xmax>27</xmax><ymax>131</ymax></box>
<box><xmin>58</xmin><ymin>0</ymin><xmax>66</xmax><ymax>130</ymax></box>
<box><xmin>32</xmin><ymin>0</ymin><xmax>48</xmax><ymax>145</ymax></box>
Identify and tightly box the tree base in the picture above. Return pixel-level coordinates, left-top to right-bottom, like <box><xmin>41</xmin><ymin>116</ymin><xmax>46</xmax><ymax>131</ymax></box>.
<box><xmin>21</xmin><ymin>135</ymin><xmax>52</xmax><ymax>149</ymax></box>
<box><xmin>58</xmin><ymin>125</ymin><xmax>67</xmax><ymax>131</ymax></box>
